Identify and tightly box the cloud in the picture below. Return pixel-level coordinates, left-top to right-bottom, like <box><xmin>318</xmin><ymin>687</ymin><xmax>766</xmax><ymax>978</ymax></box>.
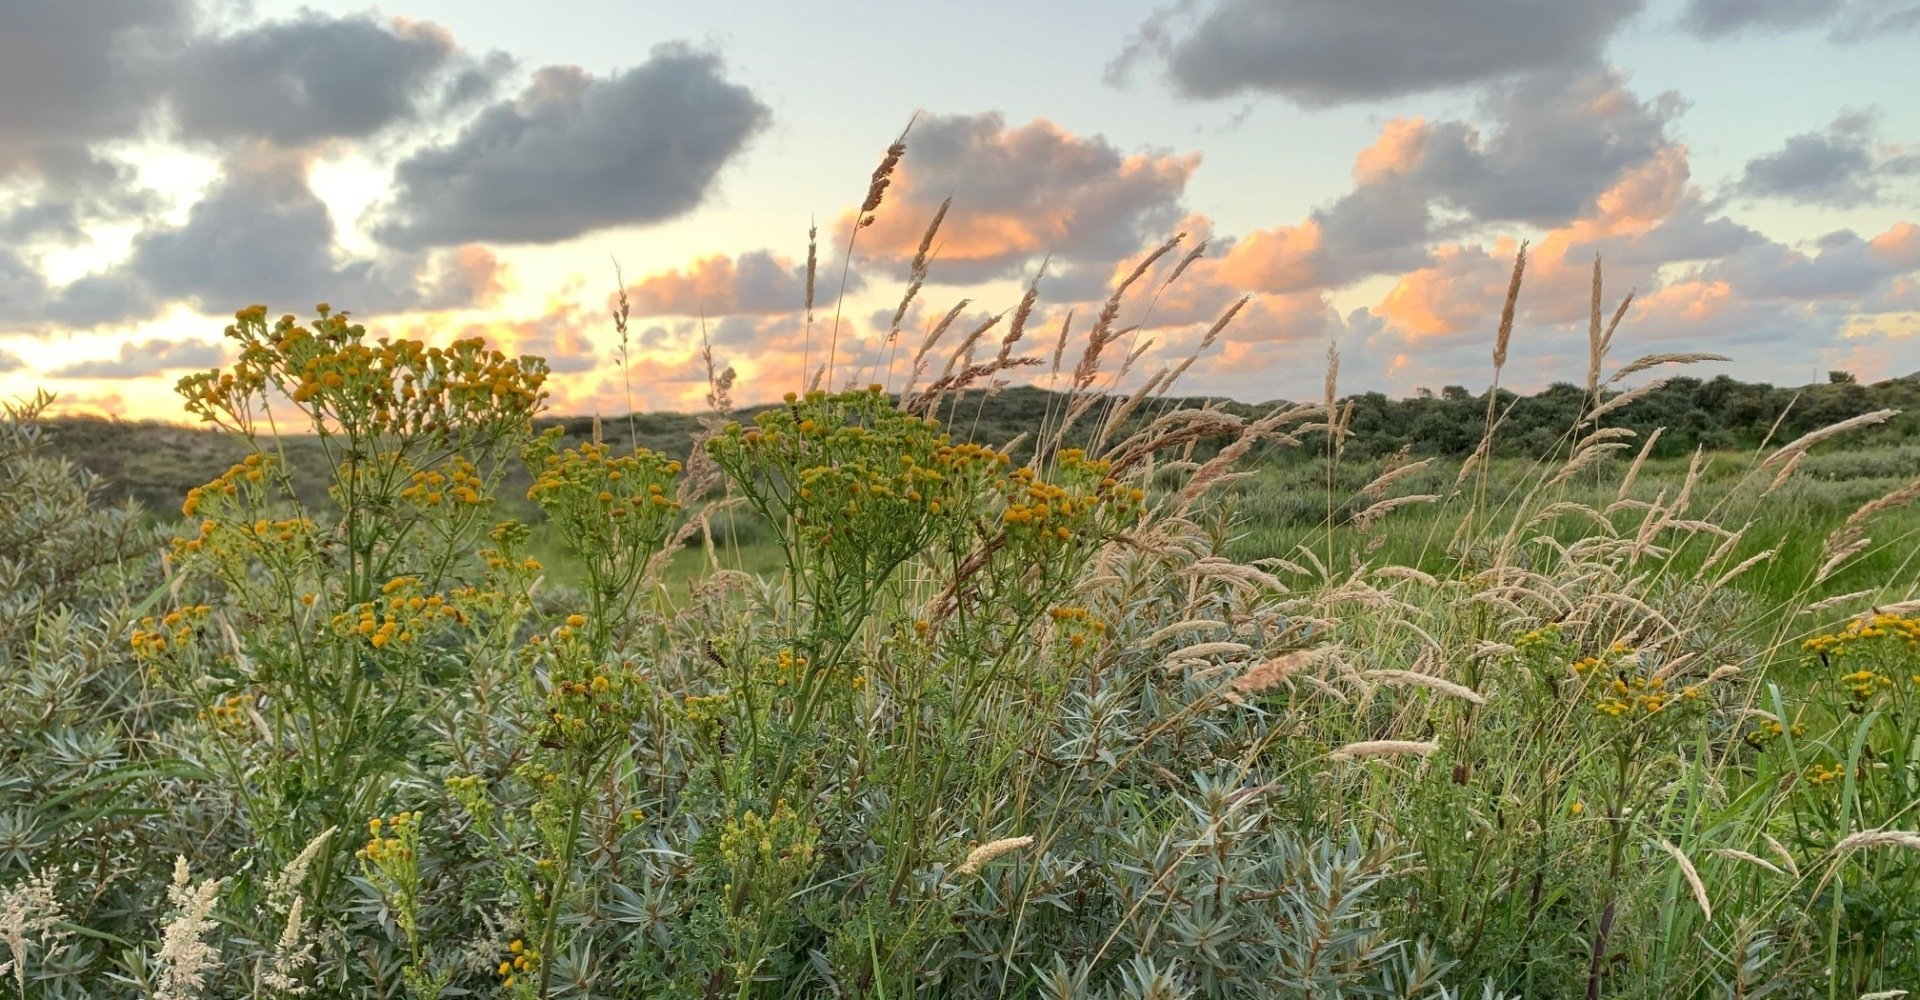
<box><xmin>0</xmin><ymin>346</ymin><xmax>22</xmax><ymax>373</ymax></box>
<box><xmin>0</xmin><ymin>0</ymin><xmax>191</xmax><ymax>174</ymax></box>
<box><xmin>1338</xmin><ymin>69</ymin><xmax>1685</xmax><ymax>234</ymax></box>
<box><xmin>49</xmin><ymin>337</ymin><xmax>224</xmax><ymax>379</ymax></box>
<box><xmin>1680</xmin><ymin>0</ymin><xmax>1920</xmax><ymax>40</ymax></box>
<box><xmin>848</xmin><ymin>112</ymin><xmax>1199</xmax><ymax>282</ymax></box>
<box><xmin>624</xmin><ymin>250</ymin><xmax>834</xmax><ymax>316</ymax></box>
<box><xmin>1110</xmin><ymin>0</ymin><xmax>1642</xmax><ymax>105</ymax></box>
<box><xmin>125</xmin><ymin>151</ymin><xmax>505</xmax><ymax>319</ymax></box>
<box><xmin>163</xmin><ymin>12</ymin><xmax>500</xmax><ymax>148</ymax></box>
<box><xmin>0</xmin><ymin>147</ymin><xmax>158</xmax><ymax>243</ymax></box>
<box><xmin>1733</xmin><ymin>111</ymin><xmax>1920</xmax><ymax>208</ymax></box>
<box><xmin>372</xmin><ymin>44</ymin><xmax>769</xmax><ymax>249</ymax></box>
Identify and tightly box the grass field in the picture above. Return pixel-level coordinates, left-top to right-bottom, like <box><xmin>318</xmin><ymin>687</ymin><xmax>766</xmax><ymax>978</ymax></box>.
<box><xmin>7</xmin><ymin>279</ymin><xmax>1920</xmax><ymax>1000</ymax></box>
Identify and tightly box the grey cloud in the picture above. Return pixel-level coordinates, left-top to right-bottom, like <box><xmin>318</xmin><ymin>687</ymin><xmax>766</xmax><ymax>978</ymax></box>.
<box><xmin>126</xmin><ymin>154</ymin><xmax>501</xmax><ymax>319</ymax></box>
<box><xmin>1302</xmin><ymin>69</ymin><xmax>1683</xmax><ymax>286</ymax></box>
<box><xmin>1680</xmin><ymin>0</ymin><xmax>1920</xmax><ymax>40</ymax></box>
<box><xmin>1700</xmin><ymin>229</ymin><xmax>1919</xmax><ymax>300</ymax></box>
<box><xmin>0</xmin><ymin>0</ymin><xmax>190</xmax><ymax>173</ymax></box>
<box><xmin>0</xmin><ymin>347</ymin><xmax>21</xmax><ymax>373</ymax></box>
<box><xmin>372</xmin><ymin>45</ymin><xmax>770</xmax><ymax>249</ymax></box>
<box><xmin>1734</xmin><ymin>111</ymin><xmax>1920</xmax><ymax>208</ymax></box>
<box><xmin>1409</xmin><ymin>70</ymin><xmax>1684</xmax><ymax>226</ymax></box>
<box><xmin>0</xmin><ymin>147</ymin><xmax>159</xmax><ymax>244</ymax></box>
<box><xmin>164</xmin><ymin>12</ymin><xmax>486</xmax><ymax>147</ymax></box>
<box><xmin>50</xmin><ymin>337</ymin><xmax>224</xmax><ymax>379</ymax></box>
<box><xmin>1111</xmin><ymin>0</ymin><xmax>1642</xmax><ymax>105</ymax></box>
<box><xmin>0</xmin><ymin>2</ymin><xmax>184</xmax><ymax>245</ymax></box>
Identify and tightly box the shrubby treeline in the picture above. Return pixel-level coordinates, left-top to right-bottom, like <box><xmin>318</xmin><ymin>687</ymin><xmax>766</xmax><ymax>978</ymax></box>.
<box><xmin>35</xmin><ymin>369</ymin><xmax>1920</xmax><ymax>519</ymax></box>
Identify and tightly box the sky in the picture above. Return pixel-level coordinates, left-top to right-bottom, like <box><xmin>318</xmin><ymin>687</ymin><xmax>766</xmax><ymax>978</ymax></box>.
<box><xmin>2</xmin><ymin>0</ymin><xmax>1918</xmax><ymax>422</ymax></box>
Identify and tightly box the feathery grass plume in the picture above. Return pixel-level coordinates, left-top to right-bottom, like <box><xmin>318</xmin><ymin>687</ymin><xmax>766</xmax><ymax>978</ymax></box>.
<box><xmin>1586</xmin><ymin>254</ymin><xmax>1604</xmax><ymax>399</ymax></box>
<box><xmin>1547</xmin><ymin>441</ymin><xmax>1630</xmax><ymax>488</ymax></box>
<box><xmin>1164</xmin><ymin>238</ymin><xmax>1207</xmax><ymax>290</ymax></box>
<box><xmin>1711</xmin><ymin>848</ymin><xmax>1785</xmax><ymax>876</ymax></box>
<box><xmin>803</xmin><ymin>220</ymin><xmax>818</xmax><ymax>327</ymax></box>
<box><xmin>1765</xmin><ymin>449</ymin><xmax>1806</xmax><ymax>494</ymax></box>
<box><xmin>1169</xmin><ymin>640</ymin><xmax>1254</xmax><ymax>660</ymax></box>
<box><xmin>1070</xmin><ymin>234</ymin><xmax>1183</xmax><ymax>394</ymax></box>
<box><xmin>1371</xmin><ymin>565</ymin><xmax>1439</xmax><ymax>587</ymax></box>
<box><xmin>933</xmin><ymin>310</ymin><xmax>1004</xmax><ymax>387</ymax></box>
<box><xmin>1763</xmin><ymin>834</ymin><xmax>1801</xmax><ymax>878</ymax></box>
<box><xmin>1763</xmin><ymin>408</ymin><xmax>1901</xmax><ymax>468</ymax></box>
<box><xmin>1159</xmin><ymin>294</ymin><xmax>1246</xmax><ymax>396</ymax></box>
<box><xmin>1827</xmin><ymin>474</ymin><xmax>1920</xmax><ymax>556</ymax></box>
<box><xmin>883</xmin><ymin>197</ymin><xmax>950</xmax><ymax>355</ymax></box>
<box><xmin>1360</xmin><ymin>450</ymin><xmax>1431</xmax><ymax>499</ymax></box>
<box><xmin>1351</xmin><ymin>493</ymin><xmax>1440</xmax><ymax>529</ymax></box>
<box><xmin>1176</xmin><ymin>404</ymin><xmax>1311</xmax><ymax>509</ymax></box>
<box><xmin>1815</xmin><ymin>537</ymin><xmax>1872</xmax><ymax>583</ymax></box>
<box><xmin>1658</xmin><ymin>839</ymin><xmax>1712</xmax><ymax>923</ymax></box>
<box><xmin>901</xmin><ymin>298</ymin><xmax>971</xmax><ymax>397</ymax></box>
<box><xmin>1834</xmin><ymin>829</ymin><xmax>1920</xmax><ymax>853</ymax></box>
<box><xmin>1142</xmin><ymin>619</ymin><xmax>1228</xmax><ymax>646</ymax></box>
<box><xmin>1802</xmin><ymin>588</ymin><xmax>1876</xmax><ymax>614</ymax></box>
<box><xmin>1328</xmin><ymin>739</ymin><xmax>1438</xmax><ymax>762</ymax></box>
<box><xmin>822</xmin><ymin>123</ymin><xmax>911</xmax><ymax>387</ymax></box>
<box><xmin>1591</xmin><ymin>288</ymin><xmax>1635</xmax><ymax>403</ymax></box>
<box><xmin>1710</xmin><ymin>549</ymin><xmax>1777</xmax><ymax>590</ymax></box>
<box><xmin>259</xmin><ymin>896</ymin><xmax>313</xmax><ymax>995</ymax></box>
<box><xmin>1493</xmin><ymin>243</ymin><xmax>1526</xmax><ymax>371</ymax></box>
<box><xmin>1230</xmin><ymin>647</ymin><xmax>1323</xmax><ymax>697</ymax></box>
<box><xmin>1583</xmin><ymin>377</ymin><xmax>1673</xmax><ymax>425</ymax></box>
<box><xmin>955</xmin><ymin>835</ymin><xmax>1034</xmax><ymax>875</ymax></box>
<box><xmin>154</xmin><ymin>857</ymin><xmax>222</xmax><ymax>1000</ymax></box>
<box><xmin>996</xmin><ymin>261</ymin><xmax>1045</xmax><ymax>367</ymax></box>
<box><xmin>1616</xmin><ymin>427</ymin><xmax>1665</xmax><ymax>500</ymax></box>
<box><xmin>1360</xmin><ymin>668</ymin><xmax>1486</xmax><ymax>704</ymax></box>
<box><xmin>267</xmin><ymin>825</ymin><xmax>336</xmax><ymax>906</ymax></box>
<box><xmin>1606</xmin><ymin>352</ymin><xmax>1731</xmax><ymax>384</ymax></box>
<box><xmin>1</xmin><ymin>870</ymin><xmax>68</xmax><ymax>995</ymax></box>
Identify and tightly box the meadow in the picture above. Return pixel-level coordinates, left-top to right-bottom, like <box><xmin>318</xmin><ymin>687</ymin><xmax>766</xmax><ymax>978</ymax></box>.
<box><xmin>5</xmin><ymin>184</ymin><xmax>1920</xmax><ymax>1000</ymax></box>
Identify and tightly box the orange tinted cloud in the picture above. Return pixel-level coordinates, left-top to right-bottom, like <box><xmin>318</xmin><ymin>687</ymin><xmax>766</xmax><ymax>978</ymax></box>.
<box><xmin>1869</xmin><ymin>222</ymin><xmax>1920</xmax><ymax>268</ymax></box>
<box><xmin>1376</xmin><ymin>243</ymin><xmax>1518</xmax><ymax>338</ymax></box>
<box><xmin>622</xmin><ymin>250</ymin><xmax>823</xmax><ymax>316</ymax></box>
<box><xmin>842</xmin><ymin>113</ymin><xmax>1199</xmax><ymax>279</ymax></box>
<box><xmin>1353</xmin><ymin>118</ymin><xmax>1427</xmax><ymax>182</ymax></box>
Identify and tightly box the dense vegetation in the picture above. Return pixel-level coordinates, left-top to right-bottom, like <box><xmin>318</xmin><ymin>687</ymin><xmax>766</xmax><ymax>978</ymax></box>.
<box><xmin>37</xmin><ymin>370</ymin><xmax>1920</xmax><ymax>520</ymax></box>
<box><xmin>5</xmin><ymin>188</ymin><xmax>1920</xmax><ymax>997</ymax></box>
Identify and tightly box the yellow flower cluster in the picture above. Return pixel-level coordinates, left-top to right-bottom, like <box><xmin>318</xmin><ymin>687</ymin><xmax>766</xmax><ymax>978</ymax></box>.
<box><xmin>683</xmin><ymin>692</ymin><xmax>731</xmax><ymax>726</ymax></box>
<box><xmin>996</xmin><ymin>451</ymin><xmax>1140</xmax><ymax>555</ymax></box>
<box><xmin>356</xmin><ymin>810</ymin><xmax>418</xmax><ymax>863</ymax></box>
<box><xmin>199</xmin><ymin>693</ymin><xmax>252</xmax><ymax>735</ymax></box>
<box><xmin>130</xmin><ymin>605</ymin><xmax>214</xmax><ymax>658</ymax></box>
<box><xmin>523</xmin><ymin>438</ymin><xmax>684</xmax><ymax>579</ymax></box>
<box><xmin>1592</xmin><ymin>673</ymin><xmax>1701</xmax><ymax>719</ymax></box>
<box><xmin>1743</xmin><ymin>718</ymin><xmax>1807</xmax><ymax>746</ymax></box>
<box><xmin>496</xmin><ymin>939</ymin><xmax>536</xmax><ymax>989</ymax></box>
<box><xmin>1805</xmin><ymin>762</ymin><xmax>1852</xmax><ymax>788</ymax></box>
<box><xmin>770</xmin><ymin>647</ymin><xmax>810</xmax><ymax>688</ymax></box>
<box><xmin>1803</xmin><ymin>612</ymin><xmax>1920</xmax><ymax>658</ymax></box>
<box><xmin>399</xmin><ymin>455</ymin><xmax>490</xmax><ymax>509</ymax></box>
<box><xmin>181</xmin><ymin>452</ymin><xmax>270</xmax><ymax>517</ymax></box>
<box><xmin>1514</xmin><ymin>624</ymin><xmax>1563</xmax><ymax>652</ymax></box>
<box><xmin>1048</xmin><ymin>605</ymin><xmax>1108</xmax><ymax>649</ymax></box>
<box><xmin>1839</xmin><ymin>668</ymin><xmax>1895</xmax><ymax>700</ymax></box>
<box><xmin>330</xmin><ymin>576</ymin><xmax>468</xmax><ymax>650</ymax></box>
